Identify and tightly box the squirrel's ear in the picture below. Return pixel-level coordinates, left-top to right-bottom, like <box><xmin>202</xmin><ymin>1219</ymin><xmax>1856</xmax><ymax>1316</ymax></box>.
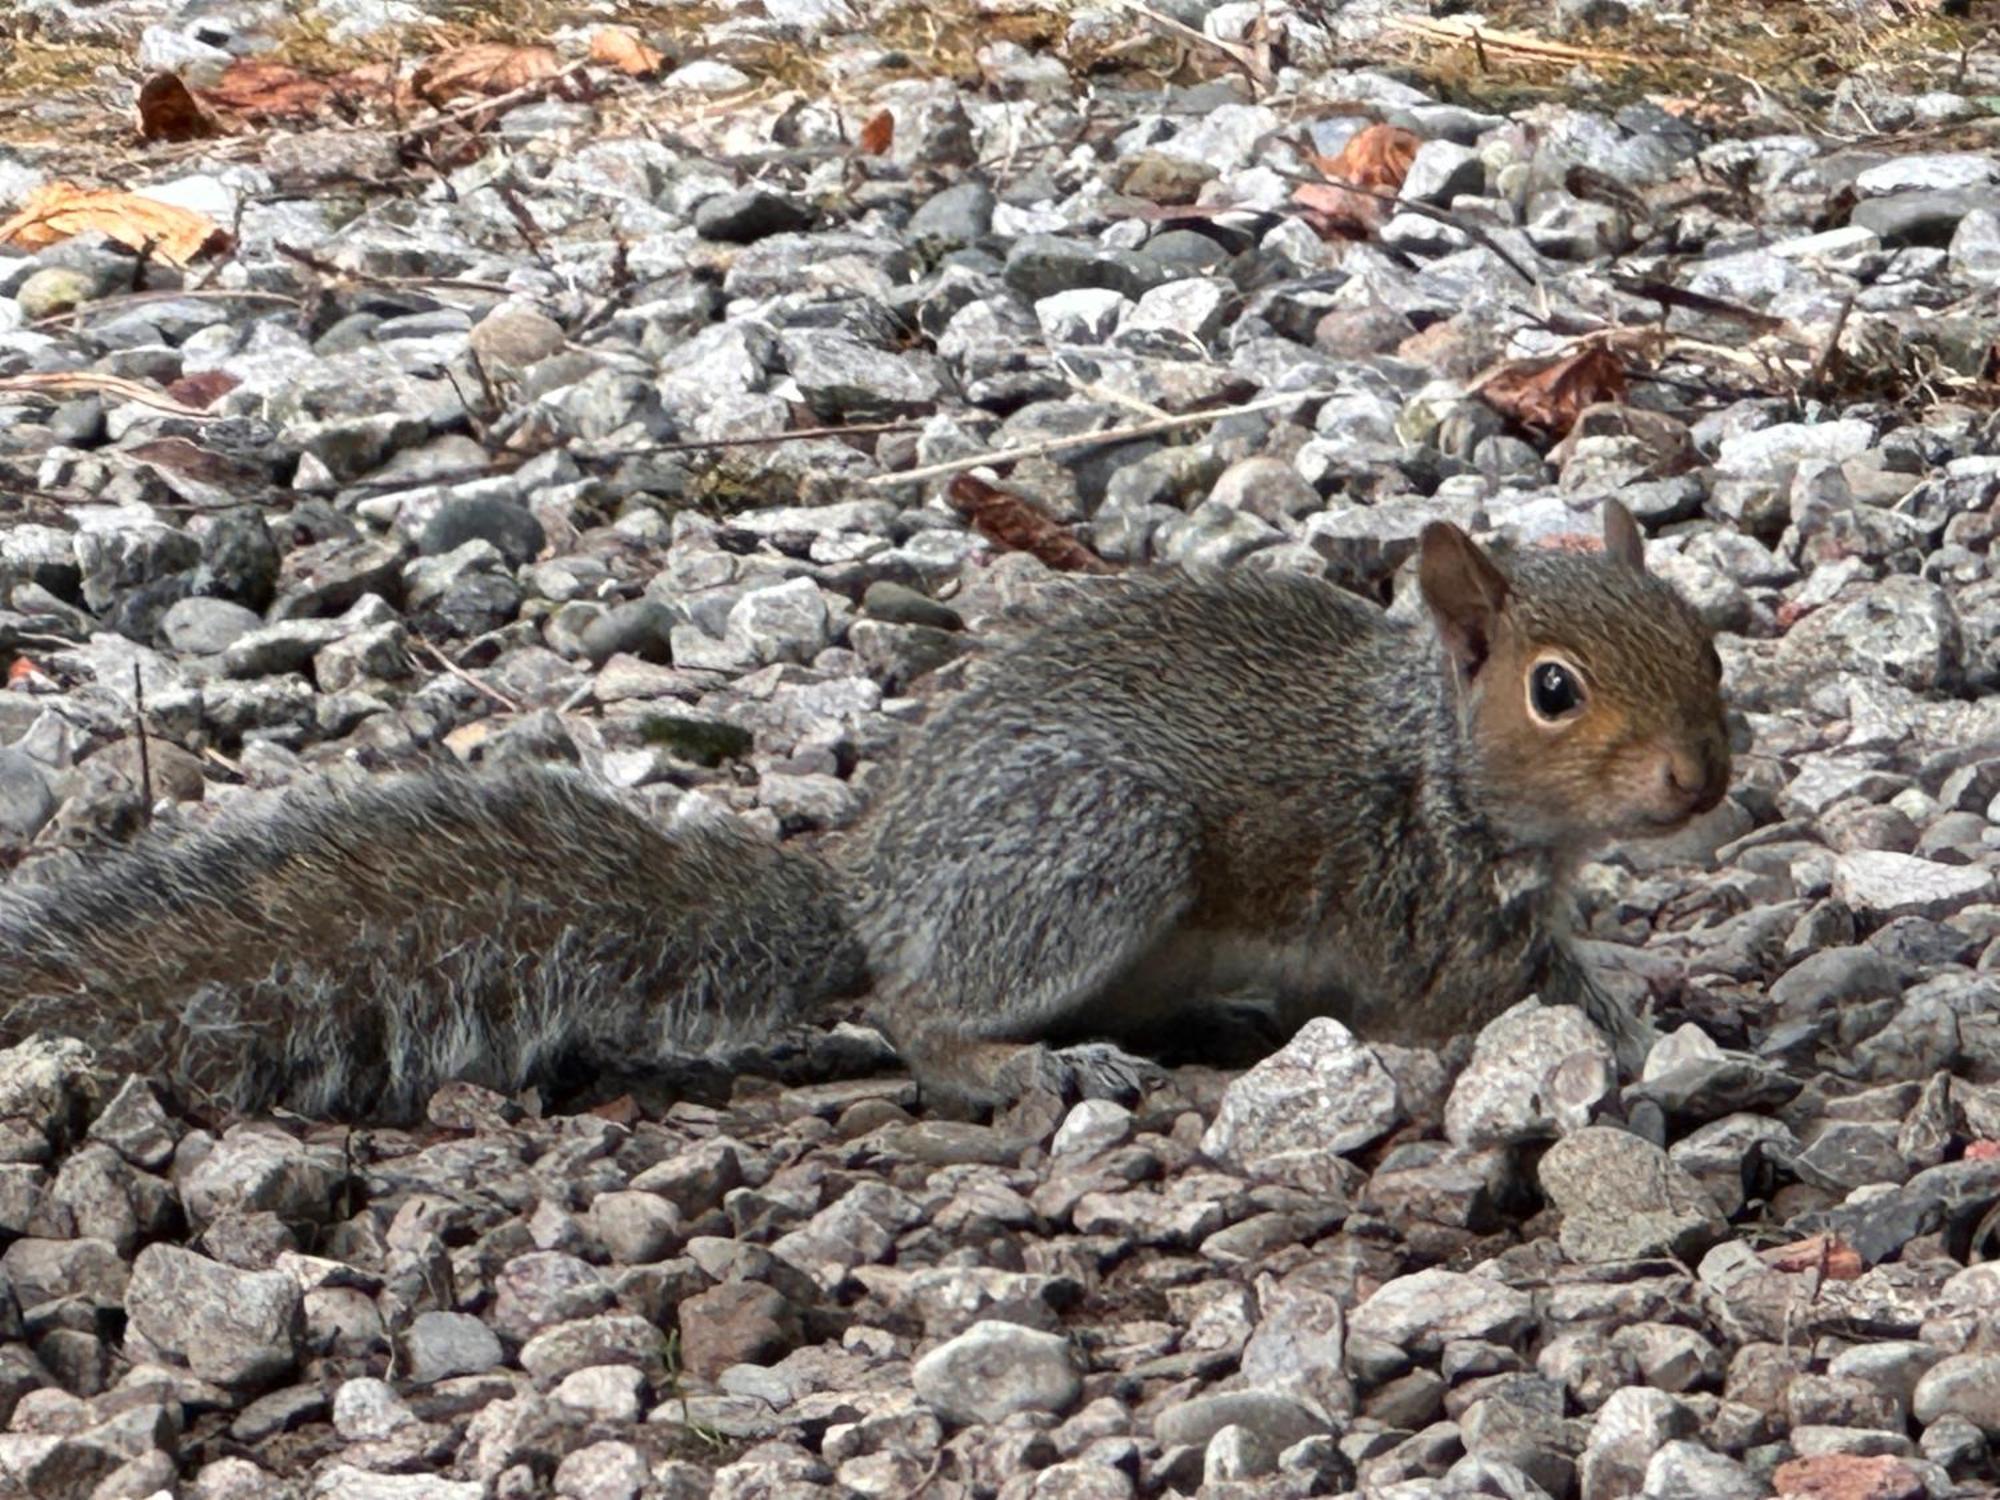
<box><xmin>1418</xmin><ymin>521</ymin><xmax>1509</xmax><ymax>677</ymax></box>
<box><xmin>1602</xmin><ymin>499</ymin><xmax>1646</xmax><ymax>572</ymax></box>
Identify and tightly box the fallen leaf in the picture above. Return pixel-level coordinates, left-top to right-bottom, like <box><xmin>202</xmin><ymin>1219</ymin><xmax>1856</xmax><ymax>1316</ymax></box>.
<box><xmin>1966</xmin><ymin>1139</ymin><xmax>2000</xmax><ymax>1161</ymax></box>
<box><xmin>413</xmin><ymin>43</ymin><xmax>564</xmax><ymax>105</ymax></box>
<box><xmin>1321</xmin><ymin>122</ymin><xmax>1421</xmax><ymax>192</ymax></box>
<box><xmin>1759</xmin><ymin>1233</ymin><xmax>1864</xmax><ymax>1279</ymax></box>
<box><xmin>1475</xmin><ymin>345</ymin><xmax>1628</xmax><ymax>439</ymax></box>
<box><xmin>590</xmin><ymin>27</ymin><xmax>664</xmax><ymax>77</ymax></box>
<box><xmin>1291</xmin><ymin>123</ymin><xmax>1421</xmax><ymax>239</ymax></box>
<box><xmin>163</xmin><ymin>370</ymin><xmax>241</xmax><ymax>409</ymax></box>
<box><xmin>858</xmin><ymin>108</ymin><xmax>895</xmax><ymax>156</ymax></box>
<box><xmin>6</xmin><ymin>659</ymin><xmax>43</xmax><ymax>686</ymax></box>
<box><xmin>946</xmin><ymin>474</ymin><xmax>1116</xmax><ymax>575</ymax></box>
<box><xmin>135</xmin><ymin>73</ymin><xmax>216</xmax><ymax>142</ymax></box>
<box><xmin>199</xmin><ymin>60</ymin><xmax>342</xmax><ymax>121</ymax></box>
<box><xmin>0</xmin><ymin>184</ymin><xmax>231</xmax><ymax>266</ymax></box>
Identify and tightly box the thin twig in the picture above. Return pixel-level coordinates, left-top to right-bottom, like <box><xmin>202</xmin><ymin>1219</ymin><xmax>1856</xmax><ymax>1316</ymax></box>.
<box><xmin>397</xmin><ymin>61</ymin><xmax>592</xmax><ymax>141</ymax></box>
<box><xmin>417</xmin><ymin>640</ymin><xmax>524</xmax><ymax>714</ymax></box>
<box><xmin>1098</xmin><ymin>0</ymin><xmax>1271</xmax><ymax>91</ymax></box>
<box><xmin>863</xmin><ymin>388</ymin><xmax>1331</xmax><ymax>488</ymax></box>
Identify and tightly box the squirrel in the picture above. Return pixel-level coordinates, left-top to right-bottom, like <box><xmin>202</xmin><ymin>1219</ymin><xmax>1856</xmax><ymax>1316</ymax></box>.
<box><xmin>0</xmin><ymin>498</ymin><xmax>1730</xmax><ymax>1123</ymax></box>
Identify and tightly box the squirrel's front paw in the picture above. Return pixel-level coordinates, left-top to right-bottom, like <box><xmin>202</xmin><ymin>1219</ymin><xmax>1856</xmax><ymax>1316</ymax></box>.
<box><xmin>1000</xmin><ymin>1041</ymin><xmax>1167</xmax><ymax>1105</ymax></box>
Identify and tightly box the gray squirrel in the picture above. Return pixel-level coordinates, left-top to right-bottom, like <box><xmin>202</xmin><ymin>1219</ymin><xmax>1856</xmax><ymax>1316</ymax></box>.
<box><xmin>0</xmin><ymin>499</ymin><xmax>1731</xmax><ymax>1122</ymax></box>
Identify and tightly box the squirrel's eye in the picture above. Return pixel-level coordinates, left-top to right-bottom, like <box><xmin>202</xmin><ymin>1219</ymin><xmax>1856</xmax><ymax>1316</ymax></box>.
<box><xmin>1528</xmin><ymin>660</ymin><xmax>1583</xmax><ymax>721</ymax></box>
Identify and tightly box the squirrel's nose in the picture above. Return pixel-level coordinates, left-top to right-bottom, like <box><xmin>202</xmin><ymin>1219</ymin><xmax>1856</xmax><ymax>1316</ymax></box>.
<box><xmin>1665</xmin><ymin>737</ymin><xmax>1730</xmax><ymax>815</ymax></box>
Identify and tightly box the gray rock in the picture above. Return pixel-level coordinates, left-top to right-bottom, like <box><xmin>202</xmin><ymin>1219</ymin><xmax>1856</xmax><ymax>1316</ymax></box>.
<box><xmin>401</xmin><ymin>1311</ymin><xmax>502</xmax><ymax>1384</ymax></box>
<box><xmin>1201</xmin><ymin>1018</ymin><xmax>1402</xmax><ymax>1193</ymax></box>
<box><xmin>1538</xmin><ymin>1126</ymin><xmax>1726</xmax><ymax>1263</ymax></box>
<box><xmin>694</xmin><ymin>188</ymin><xmax>812</xmax><ymax>243</ymax></box>
<box><xmin>1402</xmin><ymin>140</ymin><xmax>1485</xmax><ymax>207</ymax></box>
<box><xmin>0</xmin><ymin>749</ymin><xmax>53</xmax><ymax>844</ymax></box>
<box><xmin>1444</xmin><ymin>999</ymin><xmax>1617</xmax><ymax>1148</ymax></box>
<box><xmin>911</xmin><ymin>1320</ymin><xmax>1081</xmax><ymax>1424</ymax></box>
<box><xmin>1579</xmin><ymin>1387</ymin><xmax>1698</xmax><ymax>1500</ymax></box>
<box><xmin>1348</xmin><ymin>1268</ymin><xmax>1534</xmax><ymax>1356</ymax></box>
<box><xmin>126</xmin><ymin>1244</ymin><xmax>302</xmax><ymax>1386</ymax></box>
<box><xmin>1833</xmin><ymin>851</ymin><xmax>1997</xmax><ymax>921</ymax></box>
<box><xmin>1640</xmin><ymin>1440</ymin><xmax>1761</xmax><ymax>1500</ymax></box>
<box><xmin>1153</xmin><ymin>1389</ymin><xmax>1325</xmax><ymax>1453</ymax></box>
<box><xmin>159</xmin><ymin>597</ymin><xmax>263</xmax><ymax>655</ymax></box>
<box><xmin>1912</xmin><ymin>1352</ymin><xmax>2000</xmax><ymax>1434</ymax></box>
<box><xmin>1854</xmin><ymin>153</ymin><xmax>1998</xmax><ymax>196</ymax></box>
<box><xmin>1853</xmin><ymin>190</ymin><xmax>1984</xmax><ymax>247</ymax></box>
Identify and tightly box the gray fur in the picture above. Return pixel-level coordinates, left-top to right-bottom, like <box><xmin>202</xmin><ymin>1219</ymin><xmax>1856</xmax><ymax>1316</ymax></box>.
<box><xmin>0</xmin><ymin>765</ymin><xmax>864</xmax><ymax>1121</ymax></box>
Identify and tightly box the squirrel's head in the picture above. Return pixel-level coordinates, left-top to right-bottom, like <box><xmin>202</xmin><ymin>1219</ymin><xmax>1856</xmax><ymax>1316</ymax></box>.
<box><xmin>1417</xmin><ymin>500</ymin><xmax>1732</xmax><ymax>852</ymax></box>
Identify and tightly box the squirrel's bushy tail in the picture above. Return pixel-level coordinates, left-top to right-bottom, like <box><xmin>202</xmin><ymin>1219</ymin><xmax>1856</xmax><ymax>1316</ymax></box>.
<box><xmin>0</xmin><ymin>765</ymin><xmax>864</xmax><ymax>1122</ymax></box>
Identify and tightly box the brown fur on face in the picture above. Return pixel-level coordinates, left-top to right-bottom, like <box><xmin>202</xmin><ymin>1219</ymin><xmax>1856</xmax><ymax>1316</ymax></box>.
<box><xmin>1419</xmin><ymin>501</ymin><xmax>1731</xmax><ymax>851</ymax></box>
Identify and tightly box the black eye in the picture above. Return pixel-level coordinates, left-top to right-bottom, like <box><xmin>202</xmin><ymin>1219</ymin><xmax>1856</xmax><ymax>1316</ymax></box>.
<box><xmin>1529</xmin><ymin>661</ymin><xmax>1583</xmax><ymax>720</ymax></box>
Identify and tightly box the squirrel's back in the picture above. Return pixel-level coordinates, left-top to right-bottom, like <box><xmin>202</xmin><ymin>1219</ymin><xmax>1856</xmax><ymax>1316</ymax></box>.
<box><xmin>0</xmin><ymin>765</ymin><xmax>864</xmax><ymax>1121</ymax></box>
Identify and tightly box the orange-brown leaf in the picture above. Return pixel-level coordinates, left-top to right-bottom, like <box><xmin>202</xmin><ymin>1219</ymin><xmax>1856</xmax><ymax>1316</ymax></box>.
<box><xmin>1323</xmin><ymin>123</ymin><xmax>1421</xmax><ymax>193</ymax></box>
<box><xmin>198</xmin><ymin>60</ymin><xmax>340</xmax><ymax>121</ymax></box>
<box><xmin>1291</xmin><ymin>122</ymin><xmax>1423</xmax><ymax>241</ymax></box>
<box><xmin>1477</xmin><ymin>346</ymin><xmax>1628</xmax><ymax>439</ymax></box>
<box><xmin>946</xmin><ymin>475</ymin><xmax>1116</xmax><ymax>575</ymax></box>
<box><xmin>135</xmin><ymin>73</ymin><xmax>216</xmax><ymax>142</ymax></box>
<box><xmin>163</xmin><ymin>370</ymin><xmax>241</xmax><ymax>409</ymax></box>
<box><xmin>1759</xmin><ymin>1233</ymin><xmax>1864</xmax><ymax>1280</ymax></box>
<box><xmin>858</xmin><ymin>108</ymin><xmax>895</xmax><ymax>156</ymax></box>
<box><xmin>0</xmin><ymin>183</ymin><xmax>231</xmax><ymax>266</ymax></box>
<box><xmin>590</xmin><ymin>27</ymin><xmax>664</xmax><ymax>77</ymax></box>
<box><xmin>413</xmin><ymin>43</ymin><xmax>563</xmax><ymax>104</ymax></box>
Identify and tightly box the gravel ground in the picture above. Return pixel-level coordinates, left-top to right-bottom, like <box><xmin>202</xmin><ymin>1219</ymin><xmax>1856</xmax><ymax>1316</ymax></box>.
<box><xmin>2</xmin><ymin>0</ymin><xmax>2000</xmax><ymax>1496</ymax></box>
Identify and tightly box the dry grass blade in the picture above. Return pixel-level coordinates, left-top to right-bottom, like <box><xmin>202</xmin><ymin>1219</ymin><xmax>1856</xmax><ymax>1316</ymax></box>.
<box><xmin>1383</xmin><ymin>14</ymin><xmax>1643</xmax><ymax>66</ymax></box>
<box><xmin>0</xmin><ymin>371</ymin><xmax>227</xmax><ymax>419</ymax></box>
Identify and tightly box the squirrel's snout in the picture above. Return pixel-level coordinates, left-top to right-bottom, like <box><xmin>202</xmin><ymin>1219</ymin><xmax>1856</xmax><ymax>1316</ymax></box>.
<box><xmin>1662</xmin><ymin>736</ymin><xmax>1731</xmax><ymax>819</ymax></box>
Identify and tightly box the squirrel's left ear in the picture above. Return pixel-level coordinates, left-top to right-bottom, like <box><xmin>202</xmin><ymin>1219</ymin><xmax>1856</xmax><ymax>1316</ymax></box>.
<box><xmin>1603</xmin><ymin>500</ymin><xmax>1646</xmax><ymax>572</ymax></box>
<box><xmin>1419</xmin><ymin>520</ymin><xmax>1510</xmax><ymax>679</ymax></box>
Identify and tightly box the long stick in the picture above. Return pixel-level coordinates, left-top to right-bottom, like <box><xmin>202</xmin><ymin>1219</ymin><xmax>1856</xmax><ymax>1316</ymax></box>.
<box><xmin>862</xmin><ymin>388</ymin><xmax>1330</xmax><ymax>488</ymax></box>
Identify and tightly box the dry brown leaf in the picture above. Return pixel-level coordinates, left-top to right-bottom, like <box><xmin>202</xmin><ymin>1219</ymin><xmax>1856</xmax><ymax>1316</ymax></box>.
<box><xmin>858</xmin><ymin>108</ymin><xmax>895</xmax><ymax>156</ymax></box>
<box><xmin>162</xmin><ymin>371</ymin><xmax>241</xmax><ymax>409</ymax></box>
<box><xmin>413</xmin><ymin>43</ymin><xmax>564</xmax><ymax>104</ymax></box>
<box><xmin>1759</xmin><ymin>1233</ymin><xmax>1864</xmax><ymax>1280</ymax></box>
<box><xmin>199</xmin><ymin>60</ymin><xmax>344</xmax><ymax>121</ymax></box>
<box><xmin>1475</xmin><ymin>345</ymin><xmax>1628</xmax><ymax>439</ymax></box>
<box><xmin>590</xmin><ymin>28</ymin><xmax>664</xmax><ymax>77</ymax></box>
<box><xmin>1324</xmin><ymin>123</ymin><xmax>1421</xmax><ymax>193</ymax></box>
<box><xmin>946</xmin><ymin>475</ymin><xmax>1116</xmax><ymax>575</ymax></box>
<box><xmin>135</xmin><ymin>74</ymin><xmax>216</xmax><ymax>142</ymax></box>
<box><xmin>1291</xmin><ymin>123</ymin><xmax>1421</xmax><ymax>240</ymax></box>
<box><xmin>0</xmin><ymin>184</ymin><xmax>231</xmax><ymax>266</ymax></box>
